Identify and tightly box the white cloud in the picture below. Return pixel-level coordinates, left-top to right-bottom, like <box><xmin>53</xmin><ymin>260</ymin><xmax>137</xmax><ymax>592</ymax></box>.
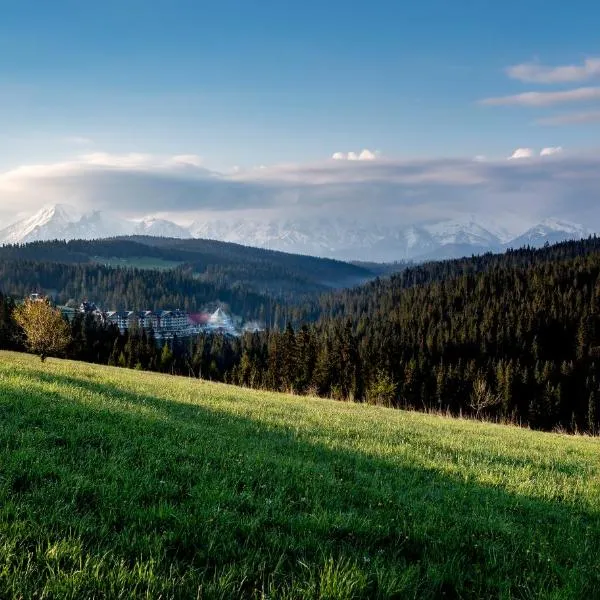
<box><xmin>3</xmin><ymin>150</ymin><xmax>600</xmax><ymax>231</ymax></box>
<box><xmin>508</xmin><ymin>148</ymin><xmax>534</xmax><ymax>160</ymax></box>
<box><xmin>540</xmin><ymin>146</ymin><xmax>563</xmax><ymax>156</ymax></box>
<box><xmin>79</xmin><ymin>152</ymin><xmax>157</xmax><ymax>169</ymax></box>
<box><xmin>507</xmin><ymin>57</ymin><xmax>600</xmax><ymax>84</ymax></box>
<box><xmin>536</xmin><ymin>110</ymin><xmax>600</xmax><ymax>126</ymax></box>
<box><xmin>359</xmin><ymin>149</ymin><xmax>377</xmax><ymax>160</ymax></box>
<box><xmin>331</xmin><ymin>149</ymin><xmax>379</xmax><ymax>161</ymax></box>
<box><xmin>480</xmin><ymin>87</ymin><xmax>600</xmax><ymax>107</ymax></box>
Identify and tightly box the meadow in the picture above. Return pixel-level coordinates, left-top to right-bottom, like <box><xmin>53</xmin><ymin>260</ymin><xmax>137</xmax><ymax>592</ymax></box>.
<box><xmin>0</xmin><ymin>350</ymin><xmax>599</xmax><ymax>599</ymax></box>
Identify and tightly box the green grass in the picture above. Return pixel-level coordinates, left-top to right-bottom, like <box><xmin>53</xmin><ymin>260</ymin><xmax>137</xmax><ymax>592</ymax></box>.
<box><xmin>91</xmin><ymin>256</ymin><xmax>184</xmax><ymax>270</ymax></box>
<box><xmin>1</xmin><ymin>351</ymin><xmax>600</xmax><ymax>599</ymax></box>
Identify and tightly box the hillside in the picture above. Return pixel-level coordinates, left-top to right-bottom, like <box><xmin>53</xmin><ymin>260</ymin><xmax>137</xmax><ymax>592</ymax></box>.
<box><xmin>0</xmin><ymin>237</ymin><xmax>375</xmax><ymax>297</ymax></box>
<box><xmin>1</xmin><ymin>352</ymin><xmax>599</xmax><ymax>598</ymax></box>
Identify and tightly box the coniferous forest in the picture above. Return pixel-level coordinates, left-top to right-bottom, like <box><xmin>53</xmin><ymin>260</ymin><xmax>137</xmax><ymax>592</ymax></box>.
<box><xmin>3</xmin><ymin>236</ymin><xmax>600</xmax><ymax>432</ymax></box>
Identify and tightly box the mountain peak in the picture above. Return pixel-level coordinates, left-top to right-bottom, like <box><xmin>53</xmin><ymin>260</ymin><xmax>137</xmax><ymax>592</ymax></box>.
<box><xmin>0</xmin><ymin>207</ymin><xmax>595</xmax><ymax>260</ymax></box>
<box><xmin>538</xmin><ymin>217</ymin><xmax>589</xmax><ymax>234</ymax></box>
<box><xmin>38</xmin><ymin>203</ymin><xmax>80</xmax><ymax>222</ymax></box>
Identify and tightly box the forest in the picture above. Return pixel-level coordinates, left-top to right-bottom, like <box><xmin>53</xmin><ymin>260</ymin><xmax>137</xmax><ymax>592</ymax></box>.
<box><xmin>0</xmin><ymin>237</ymin><xmax>374</xmax><ymax>297</ymax></box>
<box><xmin>3</xmin><ymin>236</ymin><xmax>600</xmax><ymax>432</ymax></box>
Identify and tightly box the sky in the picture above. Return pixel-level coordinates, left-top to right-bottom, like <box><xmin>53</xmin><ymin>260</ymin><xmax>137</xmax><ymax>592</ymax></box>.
<box><xmin>1</xmin><ymin>0</ymin><xmax>600</xmax><ymax>230</ymax></box>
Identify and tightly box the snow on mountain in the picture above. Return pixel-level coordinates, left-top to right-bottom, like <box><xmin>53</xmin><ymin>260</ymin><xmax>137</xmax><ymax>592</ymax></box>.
<box><xmin>65</xmin><ymin>210</ymin><xmax>133</xmax><ymax>239</ymax></box>
<box><xmin>0</xmin><ymin>204</ymin><xmax>595</xmax><ymax>262</ymax></box>
<box><xmin>423</xmin><ymin>217</ymin><xmax>502</xmax><ymax>248</ymax></box>
<box><xmin>507</xmin><ymin>218</ymin><xmax>592</xmax><ymax>249</ymax></box>
<box><xmin>0</xmin><ymin>204</ymin><xmax>81</xmax><ymax>244</ymax></box>
<box><xmin>191</xmin><ymin>217</ymin><xmax>394</xmax><ymax>260</ymax></box>
<box><xmin>0</xmin><ymin>205</ymin><xmax>186</xmax><ymax>244</ymax></box>
<box><xmin>135</xmin><ymin>218</ymin><xmax>192</xmax><ymax>239</ymax></box>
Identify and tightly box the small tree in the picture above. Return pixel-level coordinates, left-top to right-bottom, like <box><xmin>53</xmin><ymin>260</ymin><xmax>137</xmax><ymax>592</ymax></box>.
<box><xmin>14</xmin><ymin>298</ymin><xmax>71</xmax><ymax>361</ymax></box>
<box><xmin>159</xmin><ymin>342</ymin><xmax>174</xmax><ymax>373</ymax></box>
<box><xmin>367</xmin><ymin>369</ymin><xmax>396</xmax><ymax>407</ymax></box>
<box><xmin>469</xmin><ymin>376</ymin><xmax>501</xmax><ymax>419</ymax></box>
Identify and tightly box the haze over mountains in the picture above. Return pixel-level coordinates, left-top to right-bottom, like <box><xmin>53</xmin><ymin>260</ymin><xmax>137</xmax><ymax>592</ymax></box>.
<box><xmin>0</xmin><ymin>203</ymin><xmax>593</xmax><ymax>262</ymax></box>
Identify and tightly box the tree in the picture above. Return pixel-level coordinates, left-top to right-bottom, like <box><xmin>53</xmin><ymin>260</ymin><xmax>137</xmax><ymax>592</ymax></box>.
<box><xmin>469</xmin><ymin>377</ymin><xmax>501</xmax><ymax>419</ymax></box>
<box><xmin>367</xmin><ymin>369</ymin><xmax>396</xmax><ymax>407</ymax></box>
<box><xmin>14</xmin><ymin>298</ymin><xmax>71</xmax><ymax>361</ymax></box>
<box><xmin>159</xmin><ymin>342</ymin><xmax>174</xmax><ymax>373</ymax></box>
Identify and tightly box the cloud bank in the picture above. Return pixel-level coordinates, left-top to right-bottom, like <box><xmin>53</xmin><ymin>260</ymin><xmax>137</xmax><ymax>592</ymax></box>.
<box><xmin>2</xmin><ymin>150</ymin><xmax>600</xmax><ymax>230</ymax></box>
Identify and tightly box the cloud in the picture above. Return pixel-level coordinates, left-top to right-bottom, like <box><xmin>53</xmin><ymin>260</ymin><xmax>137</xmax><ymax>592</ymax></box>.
<box><xmin>536</xmin><ymin>110</ymin><xmax>600</xmax><ymax>126</ymax></box>
<box><xmin>540</xmin><ymin>146</ymin><xmax>563</xmax><ymax>156</ymax></box>
<box><xmin>480</xmin><ymin>86</ymin><xmax>600</xmax><ymax>107</ymax></box>
<box><xmin>331</xmin><ymin>149</ymin><xmax>378</xmax><ymax>161</ymax></box>
<box><xmin>3</xmin><ymin>150</ymin><xmax>600</xmax><ymax>231</ymax></box>
<box><xmin>359</xmin><ymin>149</ymin><xmax>377</xmax><ymax>160</ymax></box>
<box><xmin>507</xmin><ymin>57</ymin><xmax>600</xmax><ymax>84</ymax></box>
<box><xmin>508</xmin><ymin>148</ymin><xmax>534</xmax><ymax>160</ymax></box>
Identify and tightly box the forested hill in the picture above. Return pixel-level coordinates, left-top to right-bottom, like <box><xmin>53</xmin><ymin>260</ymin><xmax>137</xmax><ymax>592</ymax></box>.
<box><xmin>0</xmin><ymin>237</ymin><xmax>374</xmax><ymax>296</ymax></box>
<box><xmin>307</xmin><ymin>235</ymin><xmax>600</xmax><ymax>320</ymax></box>
<box><xmin>205</xmin><ymin>236</ymin><xmax>600</xmax><ymax>433</ymax></box>
<box><xmin>0</xmin><ymin>260</ymin><xmax>275</xmax><ymax>319</ymax></box>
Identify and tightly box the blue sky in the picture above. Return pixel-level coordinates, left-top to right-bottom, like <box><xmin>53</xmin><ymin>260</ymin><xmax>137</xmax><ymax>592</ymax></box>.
<box><xmin>2</xmin><ymin>0</ymin><xmax>600</xmax><ymax>232</ymax></box>
<box><xmin>2</xmin><ymin>0</ymin><xmax>600</xmax><ymax>170</ymax></box>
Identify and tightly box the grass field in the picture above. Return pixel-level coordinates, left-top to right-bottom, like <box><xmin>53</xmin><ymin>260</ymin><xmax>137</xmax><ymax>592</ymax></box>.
<box><xmin>1</xmin><ymin>351</ymin><xmax>600</xmax><ymax>599</ymax></box>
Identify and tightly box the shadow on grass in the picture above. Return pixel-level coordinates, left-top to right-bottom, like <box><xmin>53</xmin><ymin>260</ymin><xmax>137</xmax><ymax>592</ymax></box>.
<box><xmin>1</xmin><ymin>365</ymin><xmax>600</xmax><ymax>599</ymax></box>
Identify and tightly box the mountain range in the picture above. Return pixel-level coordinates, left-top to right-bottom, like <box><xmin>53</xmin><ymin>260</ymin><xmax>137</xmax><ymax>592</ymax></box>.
<box><xmin>0</xmin><ymin>204</ymin><xmax>593</xmax><ymax>262</ymax></box>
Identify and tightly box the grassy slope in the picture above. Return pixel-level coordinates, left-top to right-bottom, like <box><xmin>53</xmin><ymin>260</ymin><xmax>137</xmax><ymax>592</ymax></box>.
<box><xmin>1</xmin><ymin>352</ymin><xmax>599</xmax><ymax>599</ymax></box>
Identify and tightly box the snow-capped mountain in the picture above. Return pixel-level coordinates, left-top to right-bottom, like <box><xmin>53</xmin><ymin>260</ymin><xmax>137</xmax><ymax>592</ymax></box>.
<box><xmin>0</xmin><ymin>204</ymin><xmax>81</xmax><ymax>244</ymax></box>
<box><xmin>135</xmin><ymin>218</ymin><xmax>192</xmax><ymax>239</ymax></box>
<box><xmin>0</xmin><ymin>205</ymin><xmax>190</xmax><ymax>245</ymax></box>
<box><xmin>0</xmin><ymin>204</ymin><xmax>595</xmax><ymax>262</ymax></box>
<box><xmin>424</xmin><ymin>217</ymin><xmax>502</xmax><ymax>247</ymax></box>
<box><xmin>508</xmin><ymin>218</ymin><xmax>592</xmax><ymax>249</ymax></box>
<box><xmin>190</xmin><ymin>217</ymin><xmax>388</xmax><ymax>258</ymax></box>
<box><xmin>65</xmin><ymin>210</ymin><xmax>132</xmax><ymax>240</ymax></box>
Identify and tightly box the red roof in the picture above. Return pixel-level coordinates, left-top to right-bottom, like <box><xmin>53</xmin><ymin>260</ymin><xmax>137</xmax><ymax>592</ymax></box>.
<box><xmin>188</xmin><ymin>312</ymin><xmax>210</xmax><ymax>325</ymax></box>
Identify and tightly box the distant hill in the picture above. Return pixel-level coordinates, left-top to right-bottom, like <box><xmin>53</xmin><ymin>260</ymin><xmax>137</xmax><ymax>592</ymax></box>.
<box><xmin>0</xmin><ymin>236</ymin><xmax>375</xmax><ymax>298</ymax></box>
